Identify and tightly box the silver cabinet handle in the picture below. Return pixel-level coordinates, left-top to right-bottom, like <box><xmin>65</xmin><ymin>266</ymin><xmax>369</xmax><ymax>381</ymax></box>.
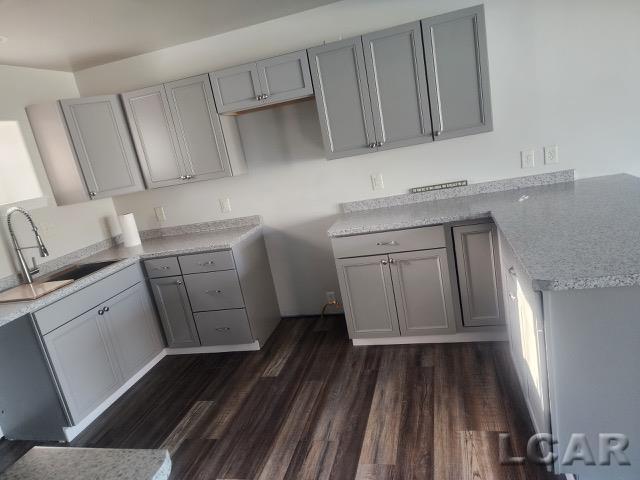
<box><xmin>376</xmin><ymin>141</ymin><xmax>384</xmax><ymax>147</ymax></box>
<box><xmin>179</xmin><ymin>175</ymin><xmax>187</xmax><ymax>180</ymax></box>
<box><xmin>380</xmin><ymin>259</ymin><xmax>388</xmax><ymax>266</ymax></box>
<box><xmin>255</xmin><ymin>95</ymin><xmax>262</xmax><ymax>101</ymax></box>
<box><xmin>215</xmin><ymin>327</ymin><xmax>231</xmax><ymax>332</ymax></box>
<box><xmin>207</xmin><ymin>289</ymin><xmax>223</xmax><ymax>295</ymax></box>
<box><xmin>175</xmin><ymin>280</ymin><xmax>183</xmax><ymax>285</ymax></box>
<box><xmin>199</xmin><ymin>261</ymin><xmax>215</xmax><ymax>266</ymax></box>
<box><xmin>434</xmin><ymin>130</ymin><xmax>441</xmax><ymax>137</ymax></box>
<box><xmin>508</xmin><ymin>293</ymin><xmax>517</xmax><ymax>301</ymax></box>
<box><xmin>103</xmin><ymin>306</ymin><xmax>110</xmax><ymax>312</ymax></box>
<box><xmin>508</xmin><ymin>267</ymin><xmax>517</xmax><ymax>277</ymax></box>
<box><xmin>185</xmin><ymin>174</ymin><xmax>194</xmax><ymax>180</ymax></box>
<box><xmin>262</xmin><ymin>94</ymin><xmax>269</xmax><ymax>99</ymax></box>
<box><xmin>389</xmin><ymin>258</ymin><xmax>395</xmax><ymax>264</ymax></box>
<box><xmin>368</xmin><ymin>143</ymin><xmax>376</xmax><ymax>149</ymax></box>
<box><xmin>98</xmin><ymin>308</ymin><xmax>105</xmax><ymax>315</ymax></box>
<box><xmin>89</xmin><ymin>192</ymin><xmax>97</xmax><ymax>197</ymax></box>
<box><xmin>376</xmin><ymin>241</ymin><xmax>398</xmax><ymax>246</ymax></box>
<box><xmin>153</xmin><ymin>266</ymin><xmax>171</xmax><ymax>271</ymax></box>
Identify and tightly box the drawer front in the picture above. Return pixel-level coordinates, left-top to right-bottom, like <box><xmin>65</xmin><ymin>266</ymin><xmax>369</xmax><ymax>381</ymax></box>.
<box><xmin>144</xmin><ymin>257</ymin><xmax>181</xmax><ymax>278</ymax></box>
<box><xmin>194</xmin><ymin>309</ymin><xmax>253</xmax><ymax>346</ymax></box>
<box><xmin>178</xmin><ymin>250</ymin><xmax>235</xmax><ymax>274</ymax></box>
<box><xmin>331</xmin><ymin>226</ymin><xmax>446</xmax><ymax>258</ymax></box>
<box><xmin>35</xmin><ymin>263</ymin><xmax>144</xmax><ymax>335</ymax></box>
<box><xmin>184</xmin><ymin>270</ymin><xmax>245</xmax><ymax>312</ymax></box>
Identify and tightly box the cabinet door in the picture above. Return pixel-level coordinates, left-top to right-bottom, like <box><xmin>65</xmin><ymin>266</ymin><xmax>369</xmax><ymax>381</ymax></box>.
<box><xmin>121</xmin><ymin>85</ymin><xmax>187</xmax><ymax>189</ymax></box>
<box><xmin>362</xmin><ymin>22</ymin><xmax>434</xmax><ymax>150</ymax></box>
<box><xmin>256</xmin><ymin>50</ymin><xmax>313</xmax><ymax>105</ymax></box>
<box><xmin>60</xmin><ymin>95</ymin><xmax>145</xmax><ymax>199</ymax></box>
<box><xmin>102</xmin><ymin>283</ymin><xmax>164</xmax><ymax>379</ymax></box>
<box><xmin>390</xmin><ymin>249</ymin><xmax>456</xmax><ymax>336</ymax></box>
<box><xmin>335</xmin><ymin>255</ymin><xmax>400</xmax><ymax>338</ymax></box>
<box><xmin>165</xmin><ymin>75</ymin><xmax>232</xmax><ymax>182</ymax></box>
<box><xmin>209</xmin><ymin>62</ymin><xmax>262</xmax><ymax>113</ymax></box>
<box><xmin>453</xmin><ymin>223</ymin><xmax>504</xmax><ymax>327</ymax></box>
<box><xmin>308</xmin><ymin>37</ymin><xmax>377</xmax><ymax>160</ymax></box>
<box><xmin>149</xmin><ymin>276</ymin><xmax>200</xmax><ymax>348</ymax></box>
<box><xmin>44</xmin><ymin>308</ymin><xmax>122</xmax><ymax>424</ymax></box>
<box><xmin>422</xmin><ymin>5</ymin><xmax>492</xmax><ymax>140</ymax></box>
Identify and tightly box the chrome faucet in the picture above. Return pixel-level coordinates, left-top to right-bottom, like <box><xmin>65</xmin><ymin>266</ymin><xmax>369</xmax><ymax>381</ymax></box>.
<box><xmin>6</xmin><ymin>207</ymin><xmax>49</xmax><ymax>284</ymax></box>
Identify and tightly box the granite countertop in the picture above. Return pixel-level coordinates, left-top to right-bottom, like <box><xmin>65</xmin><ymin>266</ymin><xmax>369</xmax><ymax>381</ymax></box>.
<box><xmin>329</xmin><ymin>174</ymin><xmax>640</xmax><ymax>291</ymax></box>
<box><xmin>0</xmin><ymin>447</ymin><xmax>170</xmax><ymax>480</ymax></box>
<box><xmin>0</xmin><ymin>224</ymin><xmax>260</xmax><ymax>327</ymax></box>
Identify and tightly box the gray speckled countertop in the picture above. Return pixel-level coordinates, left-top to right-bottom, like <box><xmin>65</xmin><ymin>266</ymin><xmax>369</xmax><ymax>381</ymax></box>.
<box><xmin>329</xmin><ymin>174</ymin><xmax>640</xmax><ymax>291</ymax></box>
<box><xmin>0</xmin><ymin>224</ymin><xmax>260</xmax><ymax>327</ymax></box>
<box><xmin>0</xmin><ymin>447</ymin><xmax>170</xmax><ymax>480</ymax></box>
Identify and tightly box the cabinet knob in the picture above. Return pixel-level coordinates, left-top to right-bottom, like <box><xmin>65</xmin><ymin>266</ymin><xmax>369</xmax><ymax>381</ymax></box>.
<box><xmin>103</xmin><ymin>306</ymin><xmax>110</xmax><ymax>312</ymax></box>
<box><xmin>185</xmin><ymin>174</ymin><xmax>194</xmax><ymax>180</ymax></box>
<box><xmin>376</xmin><ymin>141</ymin><xmax>384</xmax><ymax>147</ymax></box>
<box><xmin>508</xmin><ymin>267</ymin><xmax>517</xmax><ymax>278</ymax></box>
<box><xmin>175</xmin><ymin>280</ymin><xmax>183</xmax><ymax>285</ymax></box>
<box><xmin>262</xmin><ymin>94</ymin><xmax>269</xmax><ymax>99</ymax></box>
<box><xmin>380</xmin><ymin>259</ymin><xmax>388</xmax><ymax>266</ymax></box>
<box><xmin>179</xmin><ymin>175</ymin><xmax>187</xmax><ymax>180</ymax></box>
<box><xmin>508</xmin><ymin>293</ymin><xmax>517</xmax><ymax>301</ymax></box>
<box><xmin>256</xmin><ymin>95</ymin><xmax>262</xmax><ymax>101</ymax></box>
<box><xmin>434</xmin><ymin>130</ymin><xmax>441</xmax><ymax>137</ymax></box>
<box><xmin>368</xmin><ymin>143</ymin><xmax>376</xmax><ymax>149</ymax></box>
<box><xmin>98</xmin><ymin>308</ymin><xmax>105</xmax><ymax>315</ymax></box>
<box><xmin>89</xmin><ymin>192</ymin><xmax>96</xmax><ymax>197</ymax></box>
<box><xmin>389</xmin><ymin>258</ymin><xmax>395</xmax><ymax>264</ymax></box>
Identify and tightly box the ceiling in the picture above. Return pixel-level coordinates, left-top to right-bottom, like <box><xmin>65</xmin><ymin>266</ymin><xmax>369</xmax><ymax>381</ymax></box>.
<box><xmin>0</xmin><ymin>0</ymin><xmax>340</xmax><ymax>72</ymax></box>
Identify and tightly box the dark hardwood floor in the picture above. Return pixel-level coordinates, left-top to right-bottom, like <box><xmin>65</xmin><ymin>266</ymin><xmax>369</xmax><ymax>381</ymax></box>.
<box><xmin>0</xmin><ymin>316</ymin><xmax>563</xmax><ymax>479</ymax></box>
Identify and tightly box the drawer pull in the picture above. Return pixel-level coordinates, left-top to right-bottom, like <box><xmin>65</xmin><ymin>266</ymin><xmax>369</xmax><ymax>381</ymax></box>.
<box><xmin>207</xmin><ymin>289</ymin><xmax>224</xmax><ymax>295</ymax></box>
<box><xmin>152</xmin><ymin>266</ymin><xmax>171</xmax><ymax>271</ymax></box>
<box><xmin>215</xmin><ymin>327</ymin><xmax>231</xmax><ymax>332</ymax></box>
<box><xmin>508</xmin><ymin>267</ymin><xmax>517</xmax><ymax>277</ymax></box>
<box><xmin>376</xmin><ymin>241</ymin><xmax>398</xmax><ymax>246</ymax></box>
<box><xmin>199</xmin><ymin>261</ymin><xmax>216</xmax><ymax>266</ymax></box>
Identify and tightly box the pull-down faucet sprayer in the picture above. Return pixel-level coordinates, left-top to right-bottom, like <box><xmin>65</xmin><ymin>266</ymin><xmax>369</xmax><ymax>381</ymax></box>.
<box><xmin>6</xmin><ymin>207</ymin><xmax>49</xmax><ymax>284</ymax></box>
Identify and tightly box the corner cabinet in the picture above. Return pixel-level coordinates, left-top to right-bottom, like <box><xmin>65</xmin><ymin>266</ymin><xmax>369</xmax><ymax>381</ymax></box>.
<box><xmin>422</xmin><ymin>5</ymin><xmax>492</xmax><ymax>140</ymax></box>
<box><xmin>122</xmin><ymin>74</ymin><xmax>246</xmax><ymax>189</ymax></box>
<box><xmin>210</xmin><ymin>50</ymin><xmax>313</xmax><ymax>114</ymax></box>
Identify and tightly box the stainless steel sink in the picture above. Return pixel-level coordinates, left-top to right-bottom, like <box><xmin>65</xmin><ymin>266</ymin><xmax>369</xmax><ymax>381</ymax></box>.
<box><xmin>44</xmin><ymin>260</ymin><xmax>119</xmax><ymax>282</ymax></box>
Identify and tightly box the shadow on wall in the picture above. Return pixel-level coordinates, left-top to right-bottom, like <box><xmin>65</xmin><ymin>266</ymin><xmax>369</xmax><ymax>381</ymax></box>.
<box><xmin>262</xmin><ymin>213</ymin><xmax>341</xmax><ymax>317</ymax></box>
<box><xmin>236</xmin><ymin>99</ymin><xmax>324</xmax><ymax>166</ymax></box>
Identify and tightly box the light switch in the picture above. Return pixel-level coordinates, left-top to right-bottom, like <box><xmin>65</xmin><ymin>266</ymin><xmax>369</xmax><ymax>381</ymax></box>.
<box><xmin>154</xmin><ymin>206</ymin><xmax>166</xmax><ymax>223</ymax></box>
<box><xmin>521</xmin><ymin>150</ymin><xmax>536</xmax><ymax>169</ymax></box>
<box><xmin>371</xmin><ymin>173</ymin><xmax>385</xmax><ymax>191</ymax></box>
<box><xmin>544</xmin><ymin>145</ymin><xmax>559</xmax><ymax>165</ymax></box>
<box><xmin>219</xmin><ymin>198</ymin><xmax>232</xmax><ymax>213</ymax></box>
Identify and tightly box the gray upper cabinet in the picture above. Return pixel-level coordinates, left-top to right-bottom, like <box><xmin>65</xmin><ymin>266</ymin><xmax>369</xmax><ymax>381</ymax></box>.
<box><xmin>390</xmin><ymin>249</ymin><xmax>456</xmax><ymax>336</ymax></box>
<box><xmin>308</xmin><ymin>38</ymin><xmax>377</xmax><ymax>160</ymax></box>
<box><xmin>102</xmin><ymin>283</ymin><xmax>164</xmax><ymax>380</ymax></box>
<box><xmin>362</xmin><ymin>22</ymin><xmax>434</xmax><ymax>150</ymax></box>
<box><xmin>165</xmin><ymin>75</ymin><xmax>232</xmax><ymax>182</ymax></box>
<box><xmin>453</xmin><ymin>223</ymin><xmax>504</xmax><ymax>327</ymax></box>
<box><xmin>43</xmin><ymin>307</ymin><xmax>122</xmax><ymax>424</ymax></box>
<box><xmin>60</xmin><ymin>95</ymin><xmax>145</xmax><ymax>199</ymax></box>
<box><xmin>149</xmin><ymin>276</ymin><xmax>200</xmax><ymax>348</ymax></box>
<box><xmin>210</xmin><ymin>50</ymin><xmax>312</xmax><ymax>114</ymax></box>
<box><xmin>336</xmin><ymin>254</ymin><xmax>400</xmax><ymax>338</ymax></box>
<box><xmin>121</xmin><ymin>86</ymin><xmax>185</xmax><ymax>188</ymax></box>
<box><xmin>422</xmin><ymin>5</ymin><xmax>492</xmax><ymax>140</ymax></box>
<box><xmin>256</xmin><ymin>50</ymin><xmax>313</xmax><ymax>105</ymax></box>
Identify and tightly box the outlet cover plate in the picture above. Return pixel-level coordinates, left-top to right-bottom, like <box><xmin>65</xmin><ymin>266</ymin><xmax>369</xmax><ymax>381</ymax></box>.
<box><xmin>521</xmin><ymin>149</ymin><xmax>536</xmax><ymax>169</ymax></box>
<box><xmin>544</xmin><ymin>145</ymin><xmax>559</xmax><ymax>165</ymax></box>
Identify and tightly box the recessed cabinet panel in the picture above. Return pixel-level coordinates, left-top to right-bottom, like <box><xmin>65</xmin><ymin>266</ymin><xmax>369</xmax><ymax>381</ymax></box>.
<box><xmin>453</xmin><ymin>223</ymin><xmax>504</xmax><ymax>327</ymax></box>
<box><xmin>362</xmin><ymin>22</ymin><xmax>434</xmax><ymax>149</ymax></box>
<box><xmin>336</xmin><ymin>255</ymin><xmax>400</xmax><ymax>338</ymax></box>
<box><xmin>194</xmin><ymin>309</ymin><xmax>253</xmax><ymax>346</ymax></box>
<box><xmin>422</xmin><ymin>5</ymin><xmax>492</xmax><ymax>140</ymax></box>
<box><xmin>390</xmin><ymin>249</ymin><xmax>456</xmax><ymax>335</ymax></box>
<box><xmin>121</xmin><ymin>85</ymin><xmax>185</xmax><ymax>188</ymax></box>
<box><xmin>257</xmin><ymin>50</ymin><xmax>313</xmax><ymax>104</ymax></box>
<box><xmin>183</xmin><ymin>270</ymin><xmax>245</xmax><ymax>312</ymax></box>
<box><xmin>209</xmin><ymin>63</ymin><xmax>262</xmax><ymax>113</ymax></box>
<box><xmin>60</xmin><ymin>95</ymin><xmax>144</xmax><ymax>198</ymax></box>
<box><xmin>165</xmin><ymin>75</ymin><xmax>232</xmax><ymax>182</ymax></box>
<box><xmin>308</xmin><ymin>38</ymin><xmax>377</xmax><ymax>159</ymax></box>
<box><xmin>149</xmin><ymin>276</ymin><xmax>200</xmax><ymax>348</ymax></box>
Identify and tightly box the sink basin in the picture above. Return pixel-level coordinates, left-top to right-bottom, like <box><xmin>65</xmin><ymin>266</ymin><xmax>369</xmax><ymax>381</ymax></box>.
<box><xmin>45</xmin><ymin>261</ymin><xmax>119</xmax><ymax>282</ymax></box>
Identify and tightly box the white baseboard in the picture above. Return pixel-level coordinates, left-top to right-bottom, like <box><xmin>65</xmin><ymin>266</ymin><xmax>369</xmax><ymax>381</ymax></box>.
<box><xmin>63</xmin><ymin>350</ymin><xmax>166</xmax><ymax>442</ymax></box>
<box><xmin>352</xmin><ymin>331</ymin><xmax>508</xmax><ymax>346</ymax></box>
<box><xmin>165</xmin><ymin>341</ymin><xmax>260</xmax><ymax>355</ymax></box>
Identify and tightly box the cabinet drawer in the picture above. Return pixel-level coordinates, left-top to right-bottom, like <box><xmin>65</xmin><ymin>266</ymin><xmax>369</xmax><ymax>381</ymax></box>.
<box><xmin>331</xmin><ymin>226</ymin><xmax>446</xmax><ymax>258</ymax></box>
<box><xmin>178</xmin><ymin>250</ymin><xmax>235</xmax><ymax>274</ymax></box>
<box><xmin>35</xmin><ymin>263</ymin><xmax>143</xmax><ymax>335</ymax></box>
<box><xmin>194</xmin><ymin>309</ymin><xmax>253</xmax><ymax>346</ymax></box>
<box><xmin>184</xmin><ymin>271</ymin><xmax>244</xmax><ymax>312</ymax></box>
<box><xmin>144</xmin><ymin>257</ymin><xmax>181</xmax><ymax>278</ymax></box>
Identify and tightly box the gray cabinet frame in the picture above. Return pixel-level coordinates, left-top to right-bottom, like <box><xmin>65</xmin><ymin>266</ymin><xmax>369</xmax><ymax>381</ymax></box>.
<box><xmin>149</xmin><ymin>275</ymin><xmax>200</xmax><ymax>348</ymax></box>
<box><xmin>209</xmin><ymin>62</ymin><xmax>263</xmax><ymax>113</ymax></box>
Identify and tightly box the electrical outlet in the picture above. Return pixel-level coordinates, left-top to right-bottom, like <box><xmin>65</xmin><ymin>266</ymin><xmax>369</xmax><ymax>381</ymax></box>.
<box><xmin>154</xmin><ymin>206</ymin><xmax>166</xmax><ymax>223</ymax></box>
<box><xmin>521</xmin><ymin>149</ymin><xmax>536</xmax><ymax>169</ymax></box>
<box><xmin>325</xmin><ymin>291</ymin><xmax>337</xmax><ymax>304</ymax></box>
<box><xmin>371</xmin><ymin>173</ymin><xmax>384</xmax><ymax>191</ymax></box>
<box><xmin>219</xmin><ymin>198</ymin><xmax>232</xmax><ymax>213</ymax></box>
<box><xmin>544</xmin><ymin>145</ymin><xmax>559</xmax><ymax>165</ymax></box>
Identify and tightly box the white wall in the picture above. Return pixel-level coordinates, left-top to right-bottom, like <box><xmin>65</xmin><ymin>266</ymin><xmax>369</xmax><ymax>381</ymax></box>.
<box><xmin>0</xmin><ymin>65</ymin><xmax>117</xmax><ymax>280</ymax></box>
<box><xmin>74</xmin><ymin>0</ymin><xmax>640</xmax><ymax>315</ymax></box>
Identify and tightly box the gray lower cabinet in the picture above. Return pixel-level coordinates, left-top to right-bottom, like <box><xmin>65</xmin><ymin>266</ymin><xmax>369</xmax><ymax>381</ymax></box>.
<box><xmin>336</xmin><ymin>254</ymin><xmax>400</xmax><ymax>338</ymax></box>
<box><xmin>59</xmin><ymin>95</ymin><xmax>145</xmax><ymax>199</ymax></box>
<box><xmin>43</xmin><ymin>307</ymin><xmax>122</xmax><ymax>424</ymax></box>
<box><xmin>308</xmin><ymin>38</ymin><xmax>377</xmax><ymax>159</ymax></box>
<box><xmin>362</xmin><ymin>22</ymin><xmax>434</xmax><ymax>150</ymax></box>
<box><xmin>422</xmin><ymin>5</ymin><xmax>492</xmax><ymax>140</ymax></box>
<box><xmin>149</xmin><ymin>276</ymin><xmax>200</xmax><ymax>348</ymax></box>
<box><xmin>390</xmin><ymin>249</ymin><xmax>456</xmax><ymax>336</ymax></box>
<box><xmin>210</xmin><ymin>50</ymin><xmax>312</xmax><ymax>113</ymax></box>
<box><xmin>453</xmin><ymin>223</ymin><xmax>504</xmax><ymax>327</ymax></box>
<box><xmin>194</xmin><ymin>309</ymin><xmax>253</xmax><ymax>346</ymax></box>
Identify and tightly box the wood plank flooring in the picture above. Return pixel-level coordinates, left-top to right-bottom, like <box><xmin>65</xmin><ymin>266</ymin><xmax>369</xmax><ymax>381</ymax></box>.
<box><xmin>0</xmin><ymin>316</ymin><xmax>564</xmax><ymax>479</ymax></box>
